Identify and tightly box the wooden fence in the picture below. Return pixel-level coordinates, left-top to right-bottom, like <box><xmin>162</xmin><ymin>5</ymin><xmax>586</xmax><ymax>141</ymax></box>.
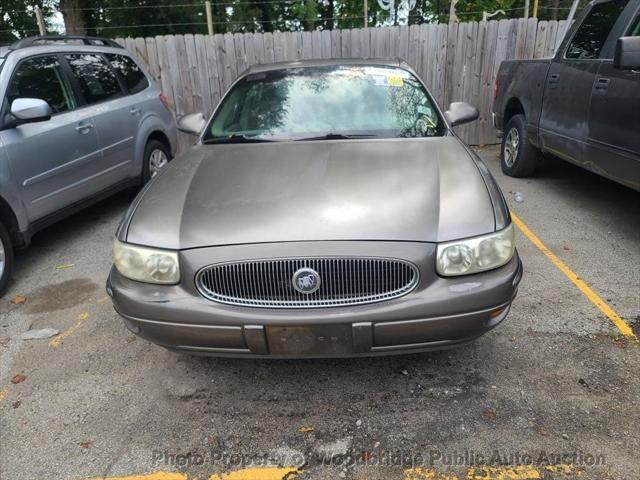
<box><xmin>115</xmin><ymin>18</ymin><xmax>566</xmax><ymax>148</ymax></box>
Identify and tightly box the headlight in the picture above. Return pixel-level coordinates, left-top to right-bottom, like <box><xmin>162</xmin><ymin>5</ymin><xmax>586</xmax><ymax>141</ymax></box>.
<box><xmin>113</xmin><ymin>239</ymin><xmax>180</xmax><ymax>284</ymax></box>
<box><xmin>436</xmin><ymin>223</ymin><xmax>515</xmax><ymax>276</ymax></box>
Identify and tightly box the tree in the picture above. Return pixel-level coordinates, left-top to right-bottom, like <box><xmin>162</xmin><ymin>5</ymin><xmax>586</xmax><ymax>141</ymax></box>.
<box><xmin>322</xmin><ymin>0</ymin><xmax>335</xmax><ymax>30</ymax></box>
<box><xmin>59</xmin><ymin>0</ymin><xmax>94</xmax><ymax>35</ymax></box>
<box><xmin>0</xmin><ymin>0</ymin><xmax>56</xmax><ymax>42</ymax></box>
<box><xmin>86</xmin><ymin>0</ymin><xmax>207</xmax><ymax>38</ymax></box>
<box><xmin>295</xmin><ymin>0</ymin><xmax>319</xmax><ymax>31</ymax></box>
<box><xmin>2</xmin><ymin>0</ymin><xmax>595</xmax><ymax>41</ymax></box>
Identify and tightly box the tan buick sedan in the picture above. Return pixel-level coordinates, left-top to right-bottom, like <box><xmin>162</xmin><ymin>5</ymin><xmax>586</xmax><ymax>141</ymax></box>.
<box><xmin>107</xmin><ymin>59</ymin><xmax>522</xmax><ymax>358</ymax></box>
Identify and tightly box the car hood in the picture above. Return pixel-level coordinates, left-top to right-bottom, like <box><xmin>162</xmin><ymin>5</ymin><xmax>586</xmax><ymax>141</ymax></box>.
<box><xmin>125</xmin><ymin>137</ymin><xmax>495</xmax><ymax>250</ymax></box>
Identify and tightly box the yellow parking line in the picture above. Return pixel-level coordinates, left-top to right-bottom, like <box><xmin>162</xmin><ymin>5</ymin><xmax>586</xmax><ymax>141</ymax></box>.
<box><xmin>49</xmin><ymin>311</ymin><xmax>90</xmax><ymax>348</ymax></box>
<box><xmin>466</xmin><ymin>464</ymin><xmax>576</xmax><ymax>479</ymax></box>
<box><xmin>511</xmin><ymin>211</ymin><xmax>635</xmax><ymax>339</ymax></box>
<box><xmin>209</xmin><ymin>467</ymin><xmax>301</xmax><ymax>480</ymax></box>
<box><xmin>80</xmin><ymin>468</ymin><xmax>300</xmax><ymax>480</ymax></box>
<box><xmin>403</xmin><ymin>467</ymin><xmax>459</xmax><ymax>479</ymax></box>
<box><xmin>85</xmin><ymin>473</ymin><xmax>186</xmax><ymax>480</ymax></box>
<box><xmin>404</xmin><ymin>464</ymin><xmax>577</xmax><ymax>479</ymax></box>
<box><xmin>96</xmin><ymin>295</ymin><xmax>110</xmax><ymax>304</ymax></box>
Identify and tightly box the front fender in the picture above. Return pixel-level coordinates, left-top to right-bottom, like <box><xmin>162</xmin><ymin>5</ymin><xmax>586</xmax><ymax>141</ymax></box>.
<box><xmin>464</xmin><ymin>145</ymin><xmax>510</xmax><ymax>231</ymax></box>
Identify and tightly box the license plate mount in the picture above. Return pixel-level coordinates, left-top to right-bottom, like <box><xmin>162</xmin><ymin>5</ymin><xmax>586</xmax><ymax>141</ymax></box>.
<box><xmin>266</xmin><ymin>325</ymin><xmax>353</xmax><ymax>355</ymax></box>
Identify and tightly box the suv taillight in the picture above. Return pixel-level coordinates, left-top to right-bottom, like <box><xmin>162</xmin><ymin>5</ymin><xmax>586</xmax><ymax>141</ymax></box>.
<box><xmin>493</xmin><ymin>76</ymin><xmax>499</xmax><ymax>100</ymax></box>
<box><xmin>159</xmin><ymin>93</ymin><xmax>171</xmax><ymax>111</ymax></box>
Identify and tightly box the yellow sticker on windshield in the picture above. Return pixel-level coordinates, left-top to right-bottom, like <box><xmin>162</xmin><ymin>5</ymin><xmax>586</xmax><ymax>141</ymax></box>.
<box><xmin>387</xmin><ymin>75</ymin><xmax>404</xmax><ymax>87</ymax></box>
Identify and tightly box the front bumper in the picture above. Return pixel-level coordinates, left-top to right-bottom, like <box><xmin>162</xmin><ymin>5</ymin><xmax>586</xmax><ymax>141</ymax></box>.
<box><xmin>107</xmin><ymin>242</ymin><xmax>522</xmax><ymax>358</ymax></box>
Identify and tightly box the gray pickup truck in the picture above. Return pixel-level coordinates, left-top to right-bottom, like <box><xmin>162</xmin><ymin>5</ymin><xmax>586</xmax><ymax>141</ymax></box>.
<box><xmin>492</xmin><ymin>0</ymin><xmax>639</xmax><ymax>191</ymax></box>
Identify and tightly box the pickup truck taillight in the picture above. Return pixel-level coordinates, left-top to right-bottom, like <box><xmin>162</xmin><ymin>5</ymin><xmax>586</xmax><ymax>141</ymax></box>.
<box><xmin>159</xmin><ymin>93</ymin><xmax>171</xmax><ymax>111</ymax></box>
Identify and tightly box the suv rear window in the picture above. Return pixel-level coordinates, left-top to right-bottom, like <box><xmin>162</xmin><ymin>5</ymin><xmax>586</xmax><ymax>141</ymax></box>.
<box><xmin>107</xmin><ymin>54</ymin><xmax>149</xmax><ymax>94</ymax></box>
<box><xmin>65</xmin><ymin>54</ymin><xmax>122</xmax><ymax>104</ymax></box>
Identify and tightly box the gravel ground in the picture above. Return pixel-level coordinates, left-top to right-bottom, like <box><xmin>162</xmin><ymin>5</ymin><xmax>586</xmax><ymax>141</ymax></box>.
<box><xmin>0</xmin><ymin>146</ymin><xmax>638</xmax><ymax>480</ymax></box>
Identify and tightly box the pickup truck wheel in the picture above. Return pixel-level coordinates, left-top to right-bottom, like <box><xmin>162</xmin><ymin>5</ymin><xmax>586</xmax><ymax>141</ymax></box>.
<box><xmin>142</xmin><ymin>140</ymin><xmax>172</xmax><ymax>183</ymax></box>
<box><xmin>0</xmin><ymin>221</ymin><xmax>14</xmax><ymax>296</ymax></box>
<box><xmin>501</xmin><ymin>114</ymin><xmax>539</xmax><ymax>177</ymax></box>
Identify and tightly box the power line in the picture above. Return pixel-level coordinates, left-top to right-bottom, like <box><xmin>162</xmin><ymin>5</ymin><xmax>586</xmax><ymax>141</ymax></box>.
<box><xmin>92</xmin><ymin>15</ymin><xmax>365</xmax><ymax>30</ymax></box>
<box><xmin>2</xmin><ymin>3</ymin><xmax>200</xmax><ymax>14</ymax></box>
<box><xmin>61</xmin><ymin>3</ymin><xmax>205</xmax><ymax>11</ymax></box>
<box><xmin>96</xmin><ymin>22</ymin><xmax>208</xmax><ymax>30</ymax></box>
<box><xmin>0</xmin><ymin>1</ymin><xmax>529</xmax><ymax>15</ymax></box>
<box><xmin>1</xmin><ymin>1</ymin><xmax>329</xmax><ymax>16</ymax></box>
<box><xmin>455</xmin><ymin>6</ymin><xmax>525</xmax><ymax>15</ymax></box>
<box><xmin>0</xmin><ymin>14</ymin><xmax>373</xmax><ymax>34</ymax></box>
<box><xmin>1</xmin><ymin>3</ymin><xmax>531</xmax><ymax>35</ymax></box>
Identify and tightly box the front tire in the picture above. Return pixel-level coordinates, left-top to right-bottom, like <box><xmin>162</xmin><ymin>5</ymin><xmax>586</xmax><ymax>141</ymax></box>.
<box><xmin>501</xmin><ymin>114</ymin><xmax>540</xmax><ymax>177</ymax></box>
<box><xmin>0</xmin><ymin>221</ymin><xmax>14</xmax><ymax>297</ymax></box>
<box><xmin>142</xmin><ymin>140</ymin><xmax>172</xmax><ymax>183</ymax></box>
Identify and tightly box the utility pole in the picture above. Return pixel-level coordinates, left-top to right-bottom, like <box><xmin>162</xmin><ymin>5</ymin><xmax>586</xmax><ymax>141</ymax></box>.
<box><xmin>448</xmin><ymin>0</ymin><xmax>458</xmax><ymax>23</ymax></box>
<box><xmin>205</xmin><ymin>1</ymin><xmax>214</xmax><ymax>35</ymax></box>
<box><xmin>524</xmin><ymin>0</ymin><xmax>530</xmax><ymax>19</ymax></box>
<box><xmin>35</xmin><ymin>6</ymin><xmax>47</xmax><ymax>35</ymax></box>
<box><xmin>364</xmin><ymin>0</ymin><xmax>368</xmax><ymax>28</ymax></box>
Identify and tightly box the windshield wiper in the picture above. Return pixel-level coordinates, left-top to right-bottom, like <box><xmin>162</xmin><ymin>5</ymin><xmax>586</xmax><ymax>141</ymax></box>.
<box><xmin>202</xmin><ymin>134</ymin><xmax>280</xmax><ymax>144</ymax></box>
<box><xmin>295</xmin><ymin>133</ymin><xmax>378</xmax><ymax>141</ymax></box>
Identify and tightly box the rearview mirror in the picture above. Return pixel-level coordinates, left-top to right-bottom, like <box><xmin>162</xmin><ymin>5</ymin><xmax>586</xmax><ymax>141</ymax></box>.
<box><xmin>177</xmin><ymin>112</ymin><xmax>206</xmax><ymax>136</ymax></box>
<box><xmin>614</xmin><ymin>36</ymin><xmax>640</xmax><ymax>70</ymax></box>
<box><xmin>11</xmin><ymin>98</ymin><xmax>52</xmax><ymax>123</ymax></box>
<box><xmin>444</xmin><ymin>102</ymin><xmax>479</xmax><ymax>127</ymax></box>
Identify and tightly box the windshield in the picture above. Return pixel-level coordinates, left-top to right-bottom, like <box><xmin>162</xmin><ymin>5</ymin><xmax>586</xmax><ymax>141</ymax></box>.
<box><xmin>203</xmin><ymin>65</ymin><xmax>446</xmax><ymax>142</ymax></box>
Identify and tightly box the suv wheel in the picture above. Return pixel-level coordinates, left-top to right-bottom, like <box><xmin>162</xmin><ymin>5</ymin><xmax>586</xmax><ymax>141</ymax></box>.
<box><xmin>501</xmin><ymin>114</ymin><xmax>540</xmax><ymax>177</ymax></box>
<box><xmin>142</xmin><ymin>140</ymin><xmax>172</xmax><ymax>183</ymax></box>
<box><xmin>0</xmin><ymin>221</ymin><xmax>14</xmax><ymax>296</ymax></box>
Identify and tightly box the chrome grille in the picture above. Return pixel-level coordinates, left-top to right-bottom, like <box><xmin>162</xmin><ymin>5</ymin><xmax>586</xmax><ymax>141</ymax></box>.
<box><xmin>196</xmin><ymin>257</ymin><xmax>419</xmax><ymax>308</ymax></box>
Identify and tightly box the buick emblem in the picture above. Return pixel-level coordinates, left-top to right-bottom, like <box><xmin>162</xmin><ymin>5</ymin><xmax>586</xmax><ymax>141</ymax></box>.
<box><xmin>292</xmin><ymin>267</ymin><xmax>321</xmax><ymax>294</ymax></box>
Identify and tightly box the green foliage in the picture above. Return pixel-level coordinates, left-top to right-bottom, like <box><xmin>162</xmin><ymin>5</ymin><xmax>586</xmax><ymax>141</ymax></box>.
<box><xmin>86</xmin><ymin>0</ymin><xmax>207</xmax><ymax>38</ymax></box>
<box><xmin>0</xmin><ymin>0</ymin><xmax>592</xmax><ymax>40</ymax></box>
<box><xmin>1</xmin><ymin>1</ymin><xmax>56</xmax><ymax>43</ymax></box>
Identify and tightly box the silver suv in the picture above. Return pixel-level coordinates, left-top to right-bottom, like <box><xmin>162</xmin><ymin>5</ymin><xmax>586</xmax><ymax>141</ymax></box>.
<box><xmin>0</xmin><ymin>36</ymin><xmax>178</xmax><ymax>294</ymax></box>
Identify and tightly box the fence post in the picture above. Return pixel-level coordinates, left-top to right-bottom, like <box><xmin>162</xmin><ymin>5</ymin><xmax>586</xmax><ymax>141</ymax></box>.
<box><xmin>35</xmin><ymin>6</ymin><xmax>46</xmax><ymax>35</ymax></box>
<box><xmin>533</xmin><ymin>0</ymin><xmax>539</xmax><ymax>18</ymax></box>
<box><xmin>205</xmin><ymin>1</ymin><xmax>214</xmax><ymax>36</ymax></box>
<box><xmin>524</xmin><ymin>0</ymin><xmax>530</xmax><ymax>19</ymax></box>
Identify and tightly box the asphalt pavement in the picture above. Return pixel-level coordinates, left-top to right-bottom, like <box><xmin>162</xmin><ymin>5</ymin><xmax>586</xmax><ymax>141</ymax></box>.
<box><xmin>0</xmin><ymin>146</ymin><xmax>638</xmax><ymax>480</ymax></box>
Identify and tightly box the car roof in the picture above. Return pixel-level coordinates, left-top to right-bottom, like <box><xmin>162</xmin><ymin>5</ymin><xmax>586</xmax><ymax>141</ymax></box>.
<box><xmin>243</xmin><ymin>57</ymin><xmax>412</xmax><ymax>75</ymax></box>
<box><xmin>0</xmin><ymin>36</ymin><xmax>125</xmax><ymax>60</ymax></box>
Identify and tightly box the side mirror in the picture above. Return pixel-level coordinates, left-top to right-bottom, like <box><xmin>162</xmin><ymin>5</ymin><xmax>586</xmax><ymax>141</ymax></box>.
<box><xmin>11</xmin><ymin>98</ymin><xmax>52</xmax><ymax>123</ymax></box>
<box><xmin>614</xmin><ymin>36</ymin><xmax>640</xmax><ymax>70</ymax></box>
<box><xmin>445</xmin><ymin>102</ymin><xmax>479</xmax><ymax>127</ymax></box>
<box><xmin>177</xmin><ymin>112</ymin><xmax>206</xmax><ymax>136</ymax></box>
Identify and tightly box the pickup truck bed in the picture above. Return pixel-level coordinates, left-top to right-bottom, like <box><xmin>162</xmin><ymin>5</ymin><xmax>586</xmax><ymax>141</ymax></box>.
<box><xmin>492</xmin><ymin>59</ymin><xmax>550</xmax><ymax>146</ymax></box>
<box><xmin>492</xmin><ymin>0</ymin><xmax>640</xmax><ymax>191</ymax></box>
